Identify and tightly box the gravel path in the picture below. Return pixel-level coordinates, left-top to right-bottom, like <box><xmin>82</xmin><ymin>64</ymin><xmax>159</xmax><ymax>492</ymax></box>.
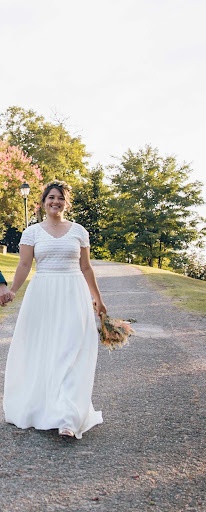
<box><xmin>0</xmin><ymin>261</ymin><xmax>205</xmax><ymax>512</ymax></box>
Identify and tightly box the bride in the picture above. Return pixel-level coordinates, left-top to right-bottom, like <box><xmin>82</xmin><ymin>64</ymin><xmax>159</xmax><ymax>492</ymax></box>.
<box><xmin>3</xmin><ymin>180</ymin><xmax>106</xmax><ymax>439</ymax></box>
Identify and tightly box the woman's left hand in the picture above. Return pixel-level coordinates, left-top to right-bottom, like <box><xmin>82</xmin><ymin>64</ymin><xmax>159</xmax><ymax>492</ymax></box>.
<box><xmin>94</xmin><ymin>299</ymin><xmax>107</xmax><ymax>318</ymax></box>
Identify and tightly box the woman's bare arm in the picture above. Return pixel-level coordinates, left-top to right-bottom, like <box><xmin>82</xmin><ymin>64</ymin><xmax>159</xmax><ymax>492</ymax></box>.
<box><xmin>10</xmin><ymin>245</ymin><xmax>34</xmax><ymax>295</ymax></box>
<box><xmin>80</xmin><ymin>247</ymin><xmax>106</xmax><ymax>317</ymax></box>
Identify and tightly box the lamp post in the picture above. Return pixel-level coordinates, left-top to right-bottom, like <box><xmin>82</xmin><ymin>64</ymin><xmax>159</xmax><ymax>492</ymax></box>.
<box><xmin>20</xmin><ymin>182</ymin><xmax>30</xmax><ymax>228</ymax></box>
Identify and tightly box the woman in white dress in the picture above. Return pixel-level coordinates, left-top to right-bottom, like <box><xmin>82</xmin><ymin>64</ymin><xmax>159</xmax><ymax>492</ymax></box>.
<box><xmin>3</xmin><ymin>180</ymin><xmax>106</xmax><ymax>439</ymax></box>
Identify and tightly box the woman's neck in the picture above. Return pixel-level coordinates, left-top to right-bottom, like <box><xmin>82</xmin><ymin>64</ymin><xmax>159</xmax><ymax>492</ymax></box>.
<box><xmin>46</xmin><ymin>214</ymin><xmax>65</xmax><ymax>226</ymax></box>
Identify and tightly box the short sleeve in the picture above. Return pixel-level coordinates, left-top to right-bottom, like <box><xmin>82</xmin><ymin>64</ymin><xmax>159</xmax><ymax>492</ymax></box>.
<box><xmin>19</xmin><ymin>225</ymin><xmax>35</xmax><ymax>246</ymax></box>
<box><xmin>80</xmin><ymin>226</ymin><xmax>90</xmax><ymax>248</ymax></box>
<box><xmin>0</xmin><ymin>271</ymin><xmax>7</xmax><ymax>285</ymax></box>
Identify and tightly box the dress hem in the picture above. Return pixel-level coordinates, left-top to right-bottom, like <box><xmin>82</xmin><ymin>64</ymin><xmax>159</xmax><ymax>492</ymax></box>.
<box><xmin>4</xmin><ymin>412</ymin><xmax>103</xmax><ymax>440</ymax></box>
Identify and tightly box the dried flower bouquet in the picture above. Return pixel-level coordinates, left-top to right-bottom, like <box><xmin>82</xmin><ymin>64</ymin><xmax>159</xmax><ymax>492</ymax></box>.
<box><xmin>93</xmin><ymin>301</ymin><xmax>136</xmax><ymax>351</ymax></box>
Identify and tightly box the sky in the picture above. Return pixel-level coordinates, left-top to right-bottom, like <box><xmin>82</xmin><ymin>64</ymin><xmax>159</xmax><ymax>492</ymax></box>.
<box><xmin>0</xmin><ymin>0</ymin><xmax>206</xmax><ymax>215</ymax></box>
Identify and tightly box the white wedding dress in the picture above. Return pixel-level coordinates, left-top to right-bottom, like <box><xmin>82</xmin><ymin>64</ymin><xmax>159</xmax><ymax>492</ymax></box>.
<box><xmin>3</xmin><ymin>222</ymin><xmax>103</xmax><ymax>439</ymax></box>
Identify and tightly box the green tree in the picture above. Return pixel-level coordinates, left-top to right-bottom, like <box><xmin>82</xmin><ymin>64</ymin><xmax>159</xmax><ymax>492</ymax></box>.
<box><xmin>72</xmin><ymin>165</ymin><xmax>111</xmax><ymax>258</ymax></box>
<box><xmin>0</xmin><ymin>106</ymin><xmax>89</xmax><ymax>185</ymax></box>
<box><xmin>183</xmin><ymin>252</ymin><xmax>206</xmax><ymax>280</ymax></box>
<box><xmin>108</xmin><ymin>145</ymin><xmax>205</xmax><ymax>267</ymax></box>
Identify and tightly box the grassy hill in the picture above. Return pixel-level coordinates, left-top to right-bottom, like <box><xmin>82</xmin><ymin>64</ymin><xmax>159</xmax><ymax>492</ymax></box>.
<box><xmin>1</xmin><ymin>255</ymin><xmax>206</xmax><ymax>320</ymax></box>
<box><xmin>137</xmin><ymin>265</ymin><xmax>206</xmax><ymax>315</ymax></box>
<box><xmin>0</xmin><ymin>253</ymin><xmax>35</xmax><ymax>320</ymax></box>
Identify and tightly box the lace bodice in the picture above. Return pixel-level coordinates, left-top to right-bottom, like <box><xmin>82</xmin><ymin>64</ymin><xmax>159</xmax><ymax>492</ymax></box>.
<box><xmin>19</xmin><ymin>222</ymin><xmax>90</xmax><ymax>273</ymax></box>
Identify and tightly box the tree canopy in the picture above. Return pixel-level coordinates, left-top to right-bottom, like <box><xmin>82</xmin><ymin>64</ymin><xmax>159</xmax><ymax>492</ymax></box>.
<box><xmin>71</xmin><ymin>165</ymin><xmax>111</xmax><ymax>259</ymax></box>
<box><xmin>107</xmin><ymin>146</ymin><xmax>205</xmax><ymax>266</ymax></box>
<box><xmin>0</xmin><ymin>140</ymin><xmax>43</xmax><ymax>237</ymax></box>
<box><xmin>0</xmin><ymin>106</ymin><xmax>89</xmax><ymax>185</ymax></box>
<box><xmin>0</xmin><ymin>106</ymin><xmax>205</xmax><ymax>269</ymax></box>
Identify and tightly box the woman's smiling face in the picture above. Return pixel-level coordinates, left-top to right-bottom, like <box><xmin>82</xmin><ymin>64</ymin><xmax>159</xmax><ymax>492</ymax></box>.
<box><xmin>44</xmin><ymin>187</ymin><xmax>66</xmax><ymax>215</ymax></box>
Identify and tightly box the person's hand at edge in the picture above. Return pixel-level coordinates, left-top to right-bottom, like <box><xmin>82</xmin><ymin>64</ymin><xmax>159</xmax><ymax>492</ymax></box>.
<box><xmin>0</xmin><ymin>284</ymin><xmax>12</xmax><ymax>306</ymax></box>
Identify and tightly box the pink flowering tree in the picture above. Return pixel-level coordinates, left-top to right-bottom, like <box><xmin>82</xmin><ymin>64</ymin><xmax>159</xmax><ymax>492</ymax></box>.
<box><xmin>0</xmin><ymin>141</ymin><xmax>43</xmax><ymax>237</ymax></box>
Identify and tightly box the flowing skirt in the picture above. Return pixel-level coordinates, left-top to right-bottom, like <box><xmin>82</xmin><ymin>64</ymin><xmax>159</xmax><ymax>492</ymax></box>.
<box><xmin>3</xmin><ymin>271</ymin><xmax>103</xmax><ymax>439</ymax></box>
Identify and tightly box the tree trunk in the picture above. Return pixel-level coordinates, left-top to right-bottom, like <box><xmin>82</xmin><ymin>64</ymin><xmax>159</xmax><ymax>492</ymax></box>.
<box><xmin>158</xmin><ymin>240</ymin><xmax>162</xmax><ymax>268</ymax></box>
<box><xmin>148</xmin><ymin>257</ymin><xmax>153</xmax><ymax>267</ymax></box>
<box><xmin>37</xmin><ymin>208</ymin><xmax>43</xmax><ymax>223</ymax></box>
<box><xmin>148</xmin><ymin>243</ymin><xmax>153</xmax><ymax>266</ymax></box>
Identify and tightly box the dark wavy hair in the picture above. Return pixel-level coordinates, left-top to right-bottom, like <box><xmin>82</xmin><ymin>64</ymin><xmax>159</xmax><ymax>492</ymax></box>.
<box><xmin>40</xmin><ymin>180</ymin><xmax>72</xmax><ymax>210</ymax></box>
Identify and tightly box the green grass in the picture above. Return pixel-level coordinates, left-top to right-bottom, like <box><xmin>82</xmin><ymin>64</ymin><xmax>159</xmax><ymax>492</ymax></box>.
<box><xmin>1</xmin><ymin>254</ymin><xmax>206</xmax><ymax>320</ymax></box>
<box><xmin>137</xmin><ymin>265</ymin><xmax>206</xmax><ymax>315</ymax></box>
<box><xmin>0</xmin><ymin>253</ymin><xmax>34</xmax><ymax>320</ymax></box>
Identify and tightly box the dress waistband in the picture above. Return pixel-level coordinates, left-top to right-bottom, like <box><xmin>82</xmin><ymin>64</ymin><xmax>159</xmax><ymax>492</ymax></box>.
<box><xmin>35</xmin><ymin>270</ymin><xmax>82</xmax><ymax>276</ymax></box>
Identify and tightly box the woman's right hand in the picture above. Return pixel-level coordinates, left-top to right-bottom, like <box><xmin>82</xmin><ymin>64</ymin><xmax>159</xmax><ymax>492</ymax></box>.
<box><xmin>9</xmin><ymin>290</ymin><xmax>15</xmax><ymax>302</ymax></box>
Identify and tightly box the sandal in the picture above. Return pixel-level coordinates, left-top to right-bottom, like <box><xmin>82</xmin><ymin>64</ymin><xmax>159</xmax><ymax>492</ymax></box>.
<box><xmin>58</xmin><ymin>427</ymin><xmax>75</xmax><ymax>437</ymax></box>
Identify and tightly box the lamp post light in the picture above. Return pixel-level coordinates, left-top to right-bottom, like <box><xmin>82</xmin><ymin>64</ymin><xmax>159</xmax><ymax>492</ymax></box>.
<box><xmin>20</xmin><ymin>182</ymin><xmax>30</xmax><ymax>228</ymax></box>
